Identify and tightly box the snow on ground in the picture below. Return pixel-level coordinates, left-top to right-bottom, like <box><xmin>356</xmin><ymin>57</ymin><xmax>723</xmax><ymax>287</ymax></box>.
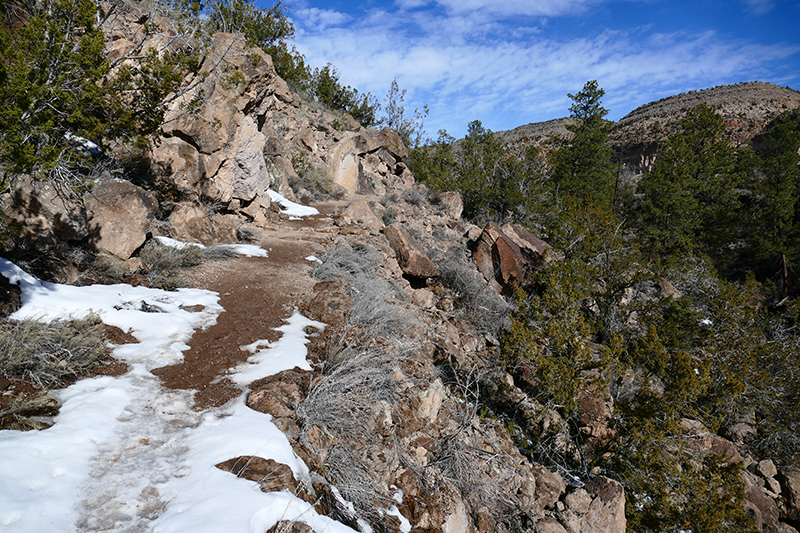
<box><xmin>154</xmin><ymin>236</ymin><xmax>269</xmax><ymax>258</ymax></box>
<box><xmin>268</xmin><ymin>190</ymin><xmax>320</xmax><ymax>217</ymax></box>
<box><xmin>0</xmin><ymin>259</ymin><xmax>356</xmax><ymax>533</ymax></box>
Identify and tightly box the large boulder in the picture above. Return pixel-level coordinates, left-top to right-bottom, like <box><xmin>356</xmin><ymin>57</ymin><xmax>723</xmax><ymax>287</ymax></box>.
<box><xmin>3</xmin><ymin>175</ymin><xmax>88</xmax><ymax>246</ymax></box>
<box><xmin>305</xmin><ymin>278</ymin><xmax>353</xmax><ymax>326</ymax></box>
<box><xmin>472</xmin><ymin>222</ymin><xmax>528</xmax><ymax>294</ymax></box>
<box><xmin>339</xmin><ymin>198</ymin><xmax>385</xmax><ymax>233</ymax></box>
<box><xmin>779</xmin><ymin>469</ymin><xmax>800</xmax><ymax>523</ymax></box>
<box><xmin>384</xmin><ymin>224</ymin><xmax>438</xmax><ymax>279</ymax></box>
<box><xmin>83</xmin><ymin>178</ymin><xmax>157</xmax><ymax>259</ymax></box>
<box><xmin>561</xmin><ymin>477</ymin><xmax>626</xmax><ymax>533</ymax></box>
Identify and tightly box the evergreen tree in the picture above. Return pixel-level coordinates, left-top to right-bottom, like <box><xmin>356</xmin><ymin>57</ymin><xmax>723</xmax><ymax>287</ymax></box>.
<box><xmin>311</xmin><ymin>64</ymin><xmax>379</xmax><ymax>128</ymax></box>
<box><xmin>637</xmin><ymin>104</ymin><xmax>739</xmax><ymax>262</ymax></box>
<box><xmin>0</xmin><ymin>0</ymin><xmax>199</xmax><ymax>180</ymax></box>
<box><xmin>551</xmin><ymin>80</ymin><xmax>616</xmax><ymax>210</ymax></box>
<box><xmin>750</xmin><ymin>111</ymin><xmax>800</xmax><ymax>295</ymax></box>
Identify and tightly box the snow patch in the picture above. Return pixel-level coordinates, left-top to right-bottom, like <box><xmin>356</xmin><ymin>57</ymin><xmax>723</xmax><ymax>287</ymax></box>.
<box><xmin>0</xmin><ymin>259</ymin><xmax>356</xmax><ymax>533</ymax></box>
<box><xmin>268</xmin><ymin>190</ymin><xmax>319</xmax><ymax>217</ymax></box>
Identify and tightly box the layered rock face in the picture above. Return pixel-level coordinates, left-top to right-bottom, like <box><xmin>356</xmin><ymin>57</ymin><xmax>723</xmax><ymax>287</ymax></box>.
<box><xmin>101</xmin><ymin>3</ymin><xmax>413</xmax><ymax>207</ymax></box>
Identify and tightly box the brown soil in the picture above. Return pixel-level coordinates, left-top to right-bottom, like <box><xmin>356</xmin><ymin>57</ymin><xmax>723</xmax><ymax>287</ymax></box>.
<box><xmin>152</xmin><ymin>213</ymin><xmax>340</xmax><ymax>409</ymax></box>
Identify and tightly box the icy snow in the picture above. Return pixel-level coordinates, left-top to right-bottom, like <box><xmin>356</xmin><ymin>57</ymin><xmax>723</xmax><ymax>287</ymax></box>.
<box><xmin>268</xmin><ymin>190</ymin><xmax>319</xmax><ymax>217</ymax></box>
<box><xmin>154</xmin><ymin>236</ymin><xmax>269</xmax><ymax>258</ymax></box>
<box><xmin>0</xmin><ymin>258</ymin><xmax>359</xmax><ymax>533</ymax></box>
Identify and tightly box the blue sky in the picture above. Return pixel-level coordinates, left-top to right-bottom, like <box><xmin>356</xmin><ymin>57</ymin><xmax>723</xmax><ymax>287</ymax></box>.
<box><xmin>265</xmin><ymin>0</ymin><xmax>800</xmax><ymax>138</ymax></box>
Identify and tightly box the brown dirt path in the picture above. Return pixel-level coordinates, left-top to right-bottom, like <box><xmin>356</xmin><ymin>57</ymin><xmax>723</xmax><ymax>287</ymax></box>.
<box><xmin>152</xmin><ymin>212</ymin><xmax>342</xmax><ymax>409</ymax></box>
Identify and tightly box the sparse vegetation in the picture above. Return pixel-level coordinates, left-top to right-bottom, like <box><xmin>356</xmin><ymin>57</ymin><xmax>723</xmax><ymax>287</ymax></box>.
<box><xmin>138</xmin><ymin>239</ymin><xmax>205</xmax><ymax>289</ymax></box>
<box><xmin>0</xmin><ymin>316</ymin><xmax>106</xmax><ymax>388</ymax></box>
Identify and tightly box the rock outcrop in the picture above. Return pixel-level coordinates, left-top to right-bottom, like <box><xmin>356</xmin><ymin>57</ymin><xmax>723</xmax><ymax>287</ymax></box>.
<box><xmin>472</xmin><ymin>222</ymin><xmax>552</xmax><ymax>294</ymax></box>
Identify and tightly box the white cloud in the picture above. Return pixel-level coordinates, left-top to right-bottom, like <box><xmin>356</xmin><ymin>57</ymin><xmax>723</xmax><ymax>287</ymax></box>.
<box><xmin>741</xmin><ymin>0</ymin><xmax>775</xmax><ymax>15</ymax></box>
<box><xmin>427</xmin><ymin>0</ymin><xmax>605</xmax><ymax>17</ymax></box>
<box><xmin>294</xmin><ymin>7</ymin><xmax>352</xmax><ymax>30</ymax></box>
<box><xmin>292</xmin><ymin>5</ymin><xmax>798</xmax><ymax>137</ymax></box>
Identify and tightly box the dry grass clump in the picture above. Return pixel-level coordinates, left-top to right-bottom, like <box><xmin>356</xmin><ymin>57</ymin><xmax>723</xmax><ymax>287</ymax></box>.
<box><xmin>290</xmin><ymin>164</ymin><xmax>345</xmax><ymax>202</ymax></box>
<box><xmin>202</xmin><ymin>244</ymin><xmax>241</xmax><ymax>261</ymax></box>
<box><xmin>138</xmin><ymin>240</ymin><xmax>205</xmax><ymax>289</ymax></box>
<box><xmin>313</xmin><ymin>244</ymin><xmax>414</xmax><ymax>349</ymax></box>
<box><xmin>0</xmin><ymin>316</ymin><xmax>106</xmax><ymax>387</ymax></box>
<box><xmin>430</xmin><ymin>245</ymin><xmax>512</xmax><ymax>337</ymax></box>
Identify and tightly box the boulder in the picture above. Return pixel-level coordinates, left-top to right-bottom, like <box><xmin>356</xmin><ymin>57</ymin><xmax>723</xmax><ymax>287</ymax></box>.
<box><xmin>167</xmin><ymin>202</ymin><xmax>237</xmax><ymax>245</ymax></box>
<box><xmin>267</xmin><ymin>522</ymin><xmax>314</xmax><ymax>533</ymax></box>
<box><xmin>215</xmin><ymin>456</ymin><xmax>314</xmax><ymax>504</ymax></box>
<box><xmin>4</xmin><ymin>175</ymin><xmax>88</xmax><ymax>245</ymax></box>
<box><xmin>531</xmin><ymin>464</ymin><xmax>566</xmax><ymax>515</ymax></box>
<box><xmin>207</xmin><ymin>115</ymin><xmax>270</xmax><ymax>203</ymax></box>
<box><xmin>247</xmin><ymin>368</ymin><xmax>314</xmax><ymax>418</ymax></box>
<box><xmin>305</xmin><ymin>278</ymin><xmax>353</xmax><ymax>326</ymax></box>
<box><xmin>779</xmin><ymin>469</ymin><xmax>800</xmax><ymax>523</ymax></box>
<box><xmin>500</xmin><ymin>222</ymin><xmax>553</xmax><ymax>264</ymax></box>
<box><xmin>472</xmin><ymin>223</ymin><xmax>527</xmax><ymax>294</ymax></box>
<box><xmin>743</xmin><ymin>470</ymin><xmax>780</xmax><ymax>529</ymax></box>
<box><xmin>680</xmin><ymin>418</ymin><xmax>742</xmax><ymax>466</ymax></box>
<box><xmin>538</xmin><ymin>518</ymin><xmax>569</xmax><ymax>533</ymax></box>
<box><xmin>580</xmin><ymin>476</ymin><xmax>626</xmax><ymax>533</ymax></box>
<box><xmin>758</xmin><ymin>459</ymin><xmax>778</xmax><ymax>479</ymax></box>
<box><xmin>83</xmin><ymin>178</ymin><xmax>157</xmax><ymax>259</ymax></box>
<box><xmin>339</xmin><ymin>198</ymin><xmax>385</xmax><ymax>232</ymax></box>
<box><xmin>384</xmin><ymin>224</ymin><xmax>438</xmax><ymax>279</ymax></box>
<box><xmin>438</xmin><ymin>192</ymin><xmax>463</xmax><ymax>219</ymax></box>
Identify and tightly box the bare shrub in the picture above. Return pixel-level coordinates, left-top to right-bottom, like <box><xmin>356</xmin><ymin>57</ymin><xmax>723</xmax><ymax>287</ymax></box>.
<box><xmin>312</xmin><ymin>244</ymin><xmax>414</xmax><ymax>350</ymax></box>
<box><xmin>297</xmin><ymin>349</ymin><xmax>400</xmax><ymax>433</ymax></box>
<box><xmin>0</xmin><ymin>317</ymin><xmax>106</xmax><ymax>387</ymax></box>
<box><xmin>139</xmin><ymin>239</ymin><xmax>204</xmax><ymax>289</ymax></box>
<box><xmin>202</xmin><ymin>244</ymin><xmax>241</xmax><ymax>261</ymax></box>
<box><xmin>430</xmin><ymin>245</ymin><xmax>512</xmax><ymax>337</ymax></box>
<box><xmin>401</xmin><ymin>187</ymin><xmax>429</xmax><ymax>207</ymax></box>
<box><xmin>236</xmin><ymin>225</ymin><xmax>261</xmax><ymax>243</ymax></box>
<box><xmin>290</xmin><ymin>162</ymin><xmax>344</xmax><ymax>202</ymax></box>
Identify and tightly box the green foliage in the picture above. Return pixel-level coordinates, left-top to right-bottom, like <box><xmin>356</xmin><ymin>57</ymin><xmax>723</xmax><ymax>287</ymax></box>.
<box><xmin>551</xmin><ymin>80</ymin><xmax>616</xmax><ymax>210</ymax></box>
<box><xmin>413</xmin><ymin>121</ymin><xmax>547</xmax><ymax>224</ymax></box>
<box><xmin>205</xmin><ymin>0</ymin><xmax>309</xmax><ymax>88</ymax></box>
<box><xmin>0</xmin><ymin>0</ymin><xmax>200</xmax><ymax>180</ymax></box>
<box><xmin>311</xmin><ymin>64</ymin><xmax>379</xmax><ymax>128</ymax></box>
<box><xmin>746</xmin><ymin>110</ymin><xmax>800</xmax><ymax>295</ymax></box>
<box><xmin>636</xmin><ymin>104</ymin><xmax>740</xmax><ymax>262</ymax></box>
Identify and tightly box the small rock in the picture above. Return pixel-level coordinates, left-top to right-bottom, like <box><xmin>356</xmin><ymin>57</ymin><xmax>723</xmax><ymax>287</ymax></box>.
<box><xmin>758</xmin><ymin>459</ymin><xmax>778</xmax><ymax>479</ymax></box>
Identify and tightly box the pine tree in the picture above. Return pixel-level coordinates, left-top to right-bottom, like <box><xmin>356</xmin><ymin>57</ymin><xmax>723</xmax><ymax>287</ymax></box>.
<box><xmin>551</xmin><ymin>80</ymin><xmax>616</xmax><ymax>210</ymax></box>
<box><xmin>637</xmin><ymin>104</ymin><xmax>738</xmax><ymax>261</ymax></box>
<box><xmin>750</xmin><ymin>110</ymin><xmax>800</xmax><ymax>295</ymax></box>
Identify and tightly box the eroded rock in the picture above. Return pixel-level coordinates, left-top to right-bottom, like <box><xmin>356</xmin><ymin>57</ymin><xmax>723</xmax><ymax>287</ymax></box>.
<box><xmin>384</xmin><ymin>224</ymin><xmax>438</xmax><ymax>279</ymax></box>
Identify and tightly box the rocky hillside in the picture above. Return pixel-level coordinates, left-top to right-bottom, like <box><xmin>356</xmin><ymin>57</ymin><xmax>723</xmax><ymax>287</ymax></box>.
<box><xmin>2</xmin><ymin>3</ymin><xmax>800</xmax><ymax>533</ymax></box>
<box><xmin>611</xmin><ymin>81</ymin><xmax>800</xmax><ymax>173</ymax></box>
<box><xmin>494</xmin><ymin>81</ymin><xmax>800</xmax><ymax>174</ymax></box>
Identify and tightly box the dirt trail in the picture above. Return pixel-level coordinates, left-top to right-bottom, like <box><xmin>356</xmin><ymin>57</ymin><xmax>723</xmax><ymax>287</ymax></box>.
<box><xmin>153</xmin><ymin>212</ymin><xmax>340</xmax><ymax>409</ymax></box>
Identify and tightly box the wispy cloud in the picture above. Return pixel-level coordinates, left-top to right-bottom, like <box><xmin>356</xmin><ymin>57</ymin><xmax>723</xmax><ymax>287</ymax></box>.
<box><xmin>291</xmin><ymin>5</ymin><xmax>798</xmax><ymax>137</ymax></box>
<box><xmin>395</xmin><ymin>0</ymin><xmax>606</xmax><ymax>17</ymax></box>
<box><xmin>741</xmin><ymin>0</ymin><xmax>775</xmax><ymax>15</ymax></box>
<box><xmin>294</xmin><ymin>7</ymin><xmax>352</xmax><ymax>29</ymax></box>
